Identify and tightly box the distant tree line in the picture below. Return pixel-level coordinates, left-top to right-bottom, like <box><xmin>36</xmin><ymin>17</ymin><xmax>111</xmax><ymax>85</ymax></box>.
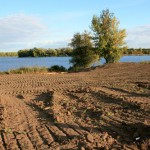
<box><xmin>0</xmin><ymin>48</ymin><xmax>149</xmax><ymax>57</ymax></box>
<box><xmin>17</xmin><ymin>47</ymin><xmax>73</xmax><ymax>57</ymax></box>
<box><xmin>0</xmin><ymin>52</ymin><xmax>18</xmax><ymax>57</ymax></box>
<box><xmin>124</xmin><ymin>48</ymin><xmax>150</xmax><ymax>55</ymax></box>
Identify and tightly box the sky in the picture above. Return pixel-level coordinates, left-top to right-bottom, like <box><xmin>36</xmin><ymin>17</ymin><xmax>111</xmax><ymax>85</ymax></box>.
<box><xmin>0</xmin><ymin>0</ymin><xmax>150</xmax><ymax>52</ymax></box>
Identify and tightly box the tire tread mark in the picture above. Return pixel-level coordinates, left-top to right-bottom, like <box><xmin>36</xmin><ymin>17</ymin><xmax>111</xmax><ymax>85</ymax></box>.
<box><xmin>36</xmin><ymin>126</ymin><xmax>53</xmax><ymax>147</ymax></box>
<box><xmin>46</xmin><ymin>123</ymin><xmax>67</xmax><ymax>143</ymax></box>
<box><xmin>0</xmin><ymin>133</ymin><xmax>6</xmax><ymax>150</ymax></box>
<box><xmin>55</xmin><ymin>123</ymin><xmax>80</xmax><ymax>139</ymax></box>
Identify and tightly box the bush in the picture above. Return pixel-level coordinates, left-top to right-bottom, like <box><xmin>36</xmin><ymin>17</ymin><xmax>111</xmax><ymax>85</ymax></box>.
<box><xmin>69</xmin><ymin>31</ymin><xmax>99</xmax><ymax>69</ymax></box>
<box><xmin>7</xmin><ymin>66</ymin><xmax>48</xmax><ymax>74</ymax></box>
<box><xmin>68</xmin><ymin>66</ymin><xmax>82</xmax><ymax>72</ymax></box>
<box><xmin>49</xmin><ymin>65</ymin><xmax>67</xmax><ymax>72</ymax></box>
<box><xmin>140</xmin><ymin>61</ymin><xmax>150</xmax><ymax>64</ymax></box>
<box><xmin>0</xmin><ymin>66</ymin><xmax>67</xmax><ymax>74</ymax></box>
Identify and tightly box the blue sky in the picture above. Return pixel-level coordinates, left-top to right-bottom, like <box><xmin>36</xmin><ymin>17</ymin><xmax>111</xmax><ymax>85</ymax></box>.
<box><xmin>0</xmin><ymin>0</ymin><xmax>150</xmax><ymax>51</ymax></box>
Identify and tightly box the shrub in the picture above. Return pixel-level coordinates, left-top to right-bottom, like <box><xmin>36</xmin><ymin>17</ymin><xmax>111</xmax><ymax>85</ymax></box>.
<box><xmin>68</xmin><ymin>66</ymin><xmax>82</xmax><ymax>72</ymax></box>
<box><xmin>49</xmin><ymin>65</ymin><xmax>67</xmax><ymax>72</ymax></box>
<box><xmin>7</xmin><ymin>66</ymin><xmax>48</xmax><ymax>74</ymax></box>
<box><xmin>140</xmin><ymin>61</ymin><xmax>150</xmax><ymax>64</ymax></box>
<box><xmin>69</xmin><ymin>31</ymin><xmax>99</xmax><ymax>69</ymax></box>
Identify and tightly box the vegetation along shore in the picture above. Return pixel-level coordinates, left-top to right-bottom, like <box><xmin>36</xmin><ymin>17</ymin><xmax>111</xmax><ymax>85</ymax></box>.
<box><xmin>0</xmin><ymin>48</ymin><xmax>150</xmax><ymax>57</ymax></box>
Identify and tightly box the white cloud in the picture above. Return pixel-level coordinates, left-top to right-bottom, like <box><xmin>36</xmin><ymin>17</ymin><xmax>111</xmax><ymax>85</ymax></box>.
<box><xmin>126</xmin><ymin>24</ymin><xmax>150</xmax><ymax>48</ymax></box>
<box><xmin>34</xmin><ymin>39</ymin><xmax>70</xmax><ymax>49</ymax></box>
<box><xmin>1</xmin><ymin>13</ymin><xmax>149</xmax><ymax>51</ymax></box>
<box><xmin>0</xmin><ymin>13</ymin><xmax>47</xmax><ymax>51</ymax></box>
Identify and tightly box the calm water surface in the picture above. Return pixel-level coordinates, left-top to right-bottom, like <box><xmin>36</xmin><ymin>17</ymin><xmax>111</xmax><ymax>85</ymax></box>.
<box><xmin>0</xmin><ymin>56</ymin><xmax>150</xmax><ymax>72</ymax></box>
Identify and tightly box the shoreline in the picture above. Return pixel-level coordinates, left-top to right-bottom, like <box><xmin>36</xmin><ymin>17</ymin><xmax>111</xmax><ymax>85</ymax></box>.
<box><xmin>0</xmin><ymin>62</ymin><xmax>150</xmax><ymax>75</ymax></box>
<box><xmin>0</xmin><ymin>54</ymin><xmax>150</xmax><ymax>57</ymax></box>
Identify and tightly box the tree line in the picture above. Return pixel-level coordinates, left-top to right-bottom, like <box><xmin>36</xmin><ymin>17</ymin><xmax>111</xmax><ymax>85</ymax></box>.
<box><xmin>17</xmin><ymin>47</ymin><xmax>72</xmax><ymax>57</ymax></box>
<box><xmin>0</xmin><ymin>48</ymin><xmax>149</xmax><ymax>57</ymax></box>
<box><xmin>124</xmin><ymin>48</ymin><xmax>150</xmax><ymax>55</ymax></box>
<box><xmin>0</xmin><ymin>52</ymin><xmax>18</xmax><ymax>57</ymax></box>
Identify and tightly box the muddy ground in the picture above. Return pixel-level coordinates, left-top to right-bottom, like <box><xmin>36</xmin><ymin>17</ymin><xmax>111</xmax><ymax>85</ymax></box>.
<box><xmin>0</xmin><ymin>63</ymin><xmax>150</xmax><ymax>150</ymax></box>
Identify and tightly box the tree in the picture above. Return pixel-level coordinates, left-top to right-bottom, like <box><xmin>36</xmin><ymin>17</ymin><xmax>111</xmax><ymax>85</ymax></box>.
<box><xmin>91</xmin><ymin>9</ymin><xmax>127</xmax><ymax>63</ymax></box>
<box><xmin>69</xmin><ymin>31</ymin><xmax>98</xmax><ymax>70</ymax></box>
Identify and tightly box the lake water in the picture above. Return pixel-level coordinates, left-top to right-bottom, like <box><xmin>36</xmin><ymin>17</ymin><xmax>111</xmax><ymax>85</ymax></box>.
<box><xmin>0</xmin><ymin>56</ymin><xmax>150</xmax><ymax>72</ymax></box>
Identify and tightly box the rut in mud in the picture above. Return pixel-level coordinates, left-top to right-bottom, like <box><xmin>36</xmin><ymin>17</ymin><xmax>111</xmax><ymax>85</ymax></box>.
<box><xmin>0</xmin><ymin>63</ymin><xmax>150</xmax><ymax>150</ymax></box>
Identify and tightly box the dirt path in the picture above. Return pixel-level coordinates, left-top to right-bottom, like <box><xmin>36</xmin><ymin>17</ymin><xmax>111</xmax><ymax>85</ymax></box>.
<box><xmin>0</xmin><ymin>63</ymin><xmax>150</xmax><ymax>149</ymax></box>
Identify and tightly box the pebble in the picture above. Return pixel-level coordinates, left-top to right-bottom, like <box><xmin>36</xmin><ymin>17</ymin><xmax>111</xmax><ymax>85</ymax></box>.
<box><xmin>107</xmin><ymin>137</ymin><xmax>114</xmax><ymax>144</ymax></box>
<box><xmin>80</xmin><ymin>147</ymin><xmax>85</xmax><ymax>150</ymax></box>
<box><xmin>44</xmin><ymin>107</ymin><xmax>50</xmax><ymax>110</ymax></box>
<box><xmin>114</xmin><ymin>109</ymin><xmax>118</xmax><ymax>113</ymax></box>
<box><xmin>55</xmin><ymin>116</ymin><xmax>60</xmax><ymax>122</ymax></box>
<box><xmin>102</xmin><ymin>132</ymin><xmax>108</xmax><ymax>140</ymax></box>
<box><xmin>55</xmin><ymin>146</ymin><xmax>60</xmax><ymax>150</ymax></box>
<box><xmin>86</xmin><ymin>134</ymin><xmax>94</xmax><ymax>143</ymax></box>
<box><xmin>67</xmin><ymin>111</ymin><xmax>71</xmax><ymax>116</ymax></box>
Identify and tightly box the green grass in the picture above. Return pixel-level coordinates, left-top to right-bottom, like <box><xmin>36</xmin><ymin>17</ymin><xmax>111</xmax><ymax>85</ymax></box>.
<box><xmin>7</xmin><ymin>66</ymin><xmax>48</xmax><ymax>74</ymax></box>
<box><xmin>140</xmin><ymin>61</ymin><xmax>150</xmax><ymax>64</ymax></box>
<box><xmin>0</xmin><ymin>65</ymin><xmax>68</xmax><ymax>74</ymax></box>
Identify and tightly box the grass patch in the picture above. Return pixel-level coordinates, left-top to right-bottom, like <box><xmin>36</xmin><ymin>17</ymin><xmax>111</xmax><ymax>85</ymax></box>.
<box><xmin>140</xmin><ymin>61</ymin><xmax>150</xmax><ymax>64</ymax></box>
<box><xmin>7</xmin><ymin>66</ymin><xmax>48</xmax><ymax>74</ymax></box>
<box><xmin>0</xmin><ymin>65</ymin><xmax>68</xmax><ymax>74</ymax></box>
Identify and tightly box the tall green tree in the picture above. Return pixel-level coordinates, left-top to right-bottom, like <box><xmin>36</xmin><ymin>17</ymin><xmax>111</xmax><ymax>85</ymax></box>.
<box><xmin>69</xmin><ymin>31</ymin><xmax>98</xmax><ymax>69</ymax></box>
<box><xmin>91</xmin><ymin>9</ymin><xmax>127</xmax><ymax>63</ymax></box>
